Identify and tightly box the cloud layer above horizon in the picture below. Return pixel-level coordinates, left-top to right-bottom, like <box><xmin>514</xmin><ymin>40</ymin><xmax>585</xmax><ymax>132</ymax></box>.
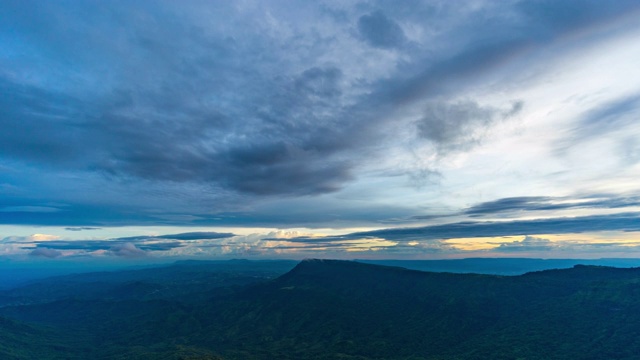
<box><xmin>2</xmin><ymin>0</ymin><xmax>640</xmax><ymax>259</ymax></box>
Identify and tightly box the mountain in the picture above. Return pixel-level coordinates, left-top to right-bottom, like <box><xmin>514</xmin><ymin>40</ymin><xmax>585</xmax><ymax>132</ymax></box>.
<box><xmin>2</xmin><ymin>259</ymin><xmax>640</xmax><ymax>359</ymax></box>
<box><xmin>0</xmin><ymin>316</ymin><xmax>85</xmax><ymax>360</ymax></box>
<box><xmin>0</xmin><ymin>259</ymin><xmax>295</xmax><ymax>359</ymax></box>
<box><xmin>0</xmin><ymin>259</ymin><xmax>296</xmax><ymax>307</ymax></box>
<box><xmin>359</xmin><ymin>257</ymin><xmax>640</xmax><ymax>275</ymax></box>
<box><xmin>202</xmin><ymin>260</ymin><xmax>640</xmax><ymax>359</ymax></box>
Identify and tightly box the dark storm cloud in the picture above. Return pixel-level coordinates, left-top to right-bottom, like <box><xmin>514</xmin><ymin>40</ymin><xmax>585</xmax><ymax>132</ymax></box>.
<box><xmin>11</xmin><ymin>68</ymin><xmax>350</xmax><ymax>196</ymax></box>
<box><xmin>2</xmin><ymin>0</ymin><xmax>640</xmax><ymax>226</ymax></box>
<box><xmin>464</xmin><ymin>194</ymin><xmax>640</xmax><ymax>216</ymax></box>
<box><xmin>288</xmin><ymin>213</ymin><xmax>640</xmax><ymax>243</ymax></box>
<box><xmin>357</xmin><ymin>10</ymin><xmax>407</xmax><ymax>49</ymax></box>
<box><xmin>0</xmin><ymin>1</ymin><xmax>356</xmax><ymax>197</ymax></box>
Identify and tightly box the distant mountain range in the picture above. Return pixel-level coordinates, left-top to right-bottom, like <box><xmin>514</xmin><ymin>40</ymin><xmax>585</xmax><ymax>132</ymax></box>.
<box><xmin>360</xmin><ymin>257</ymin><xmax>640</xmax><ymax>275</ymax></box>
<box><xmin>1</xmin><ymin>258</ymin><xmax>640</xmax><ymax>359</ymax></box>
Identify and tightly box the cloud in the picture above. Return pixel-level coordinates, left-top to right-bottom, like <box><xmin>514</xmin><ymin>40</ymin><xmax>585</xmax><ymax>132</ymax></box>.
<box><xmin>357</xmin><ymin>10</ymin><xmax>407</xmax><ymax>49</ymax></box>
<box><xmin>109</xmin><ymin>242</ymin><xmax>147</xmax><ymax>258</ymax></box>
<box><xmin>0</xmin><ymin>2</ymin><xmax>359</xmax><ymax>197</ymax></box>
<box><xmin>137</xmin><ymin>242</ymin><xmax>184</xmax><ymax>251</ymax></box>
<box><xmin>2</xmin><ymin>234</ymin><xmax>59</xmax><ymax>243</ymax></box>
<box><xmin>156</xmin><ymin>232</ymin><xmax>235</xmax><ymax>241</ymax></box>
<box><xmin>118</xmin><ymin>231</ymin><xmax>235</xmax><ymax>242</ymax></box>
<box><xmin>484</xmin><ymin>235</ymin><xmax>640</xmax><ymax>256</ymax></box>
<box><xmin>0</xmin><ymin>0</ymin><xmax>542</xmax><ymax>201</ymax></box>
<box><xmin>28</xmin><ymin>240</ymin><xmax>116</xmax><ymax>251</ymax></box>
<box><xmin>416</xmin><ymin>100</ymin><xmax>523</xmax><ymax>154</ymax></box>
<box><xmin>495</xmin><ymin>235</ymin><xmax>555</xmax><ymax>252</ymax></box>
<box><xmin>557</xmin><ymin>94</ymin><xmax>640</xmax><ymax>155</ymax></box>
<box><xmin>0</xmin><ymin>206</ymin><xmax>62</xmax><ymax>213</ymax></box>
<box><xmin>582</xmin><ymin>95</ymin><xmax>640</xmax><ymax>130</ymax></box>
<box><xmin>295</xmin><ymin>67</ymin><xmax>343</xmax><ymax>99</ymax></box>
<box><xmin>0</xmin><ymin>200</ymin><xmax>162</xmax><ymax>226</ymax></box>
<box><xmin>29</xmin><ymin>247</ymin><xmax>63</xmax><ymax>258</ymax></box>
<box><xmin>1</xmin><ymin>0</ymin><xmax>640</xmax><ymax>229</ymax></box>
<box><xmin>28</xmin><ymin>239</ymin><xmax>185</xmax><ymax>253</ymax></box>
<box><xmin>17</xmin><ymin>231</ymin><xmax>238</xmax><ymax>258</ymax></box>
<box><xmin>516</xmin><ymin>0</ymin><xmax>640</xmax><ymax>37</ymax></box>
<box><xmin>65</xmin><ymin>227</ymin><xmax>102</xmax><ymax>231</ymax></box>
<box><xmin>290</xmin><ymin>212</ymin><xmax>640</xmax><ymax>243</ymax></box>
<box><xmin>464</xmin><ymin>194</ymin><xmax>640</xmax><ymax>217</ymax></box>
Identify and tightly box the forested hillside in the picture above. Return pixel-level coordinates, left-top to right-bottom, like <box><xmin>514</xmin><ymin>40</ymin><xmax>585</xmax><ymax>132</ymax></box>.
<box><xmin>1</xmin><ymin>259</ymin><xmax>640</xmax><ymax>359</ymax></box>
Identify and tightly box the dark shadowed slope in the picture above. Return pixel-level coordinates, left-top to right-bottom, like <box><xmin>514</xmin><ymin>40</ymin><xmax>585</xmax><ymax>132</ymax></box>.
<box><xmin>0</xmin><ymin>316</ymin><xmax>86</xmax><ymax>360</ymax></box>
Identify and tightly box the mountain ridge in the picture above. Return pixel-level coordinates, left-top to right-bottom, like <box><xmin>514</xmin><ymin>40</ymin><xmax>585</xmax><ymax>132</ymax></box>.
<box><xmin>2</xmin><ymin>259</ymin><xmax>640</xmax><ymax>359</ymax></box>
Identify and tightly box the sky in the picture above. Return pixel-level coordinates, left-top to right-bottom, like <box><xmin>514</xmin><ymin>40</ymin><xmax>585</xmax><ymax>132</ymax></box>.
<box><xmin>2</xmin><ymin>0</ymin><xmax>640</xmax><ymax>263</ymax></box>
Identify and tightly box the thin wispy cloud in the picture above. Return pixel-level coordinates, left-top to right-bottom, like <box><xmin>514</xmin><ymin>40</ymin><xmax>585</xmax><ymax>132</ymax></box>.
<box><xmin>286</xmin><ymin>213</ymin><xmax>640</xmax><ymax>243</ymax></box>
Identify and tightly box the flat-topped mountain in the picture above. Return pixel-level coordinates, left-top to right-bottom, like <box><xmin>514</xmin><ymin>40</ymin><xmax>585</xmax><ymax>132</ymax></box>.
<box><xmin>204</xmin><ymin>260</ymin><xmax>640</xmax><ymax>359</ymax></box>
